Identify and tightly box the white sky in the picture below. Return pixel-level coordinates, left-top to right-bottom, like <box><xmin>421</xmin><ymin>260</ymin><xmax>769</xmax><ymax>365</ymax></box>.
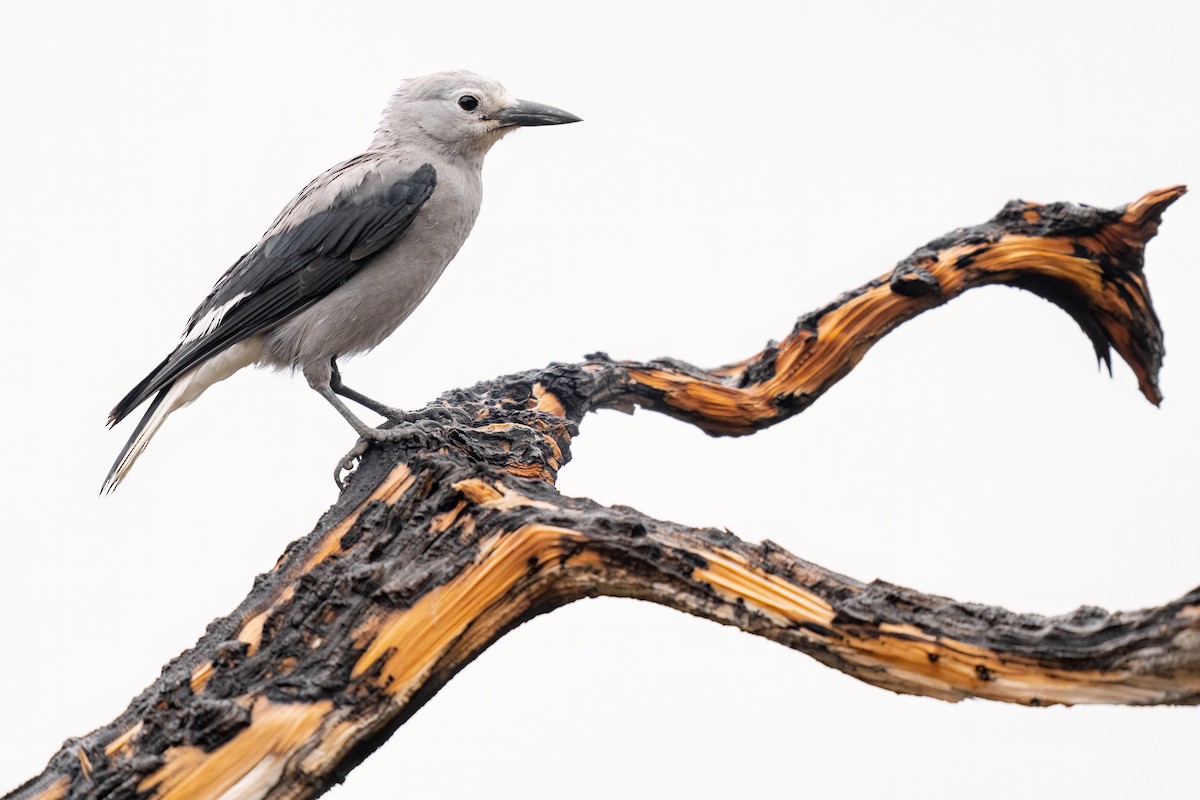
<box><xmin>2</xmin><ymin>1</ymin><xmax>1198</xmax><ymax>797</ymax></box>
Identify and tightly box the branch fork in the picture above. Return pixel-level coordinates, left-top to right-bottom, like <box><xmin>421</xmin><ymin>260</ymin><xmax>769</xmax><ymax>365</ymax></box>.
<box><xmin>8</xmin><ymin>186</ymin><xmax>1191</xmax><ymax>800</ymax></box>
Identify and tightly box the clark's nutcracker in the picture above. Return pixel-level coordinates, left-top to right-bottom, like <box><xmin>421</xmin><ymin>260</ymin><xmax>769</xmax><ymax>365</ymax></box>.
<box><xmin>103</xmin><ymin>71</ymin><xmax>580</xmax><ymax>492</ymax></box>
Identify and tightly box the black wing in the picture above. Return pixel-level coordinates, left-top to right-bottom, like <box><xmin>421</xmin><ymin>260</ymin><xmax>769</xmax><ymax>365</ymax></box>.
<box><xmin>109</xmin><ymin>161</ymin><xmax>436</xmax><ymax>426</ymax></box>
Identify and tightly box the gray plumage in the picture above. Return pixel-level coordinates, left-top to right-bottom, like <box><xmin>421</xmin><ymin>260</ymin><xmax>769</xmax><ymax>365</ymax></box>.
<box><xmin>104</xmin><ymin>70</ymin><xmax>580</xmax><ymax>492</ymax></box>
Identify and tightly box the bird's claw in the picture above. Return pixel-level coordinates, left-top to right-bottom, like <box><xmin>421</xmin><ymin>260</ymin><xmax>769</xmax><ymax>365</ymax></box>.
<box><xmin>333</xmin><ymin>421</ymin><xmax>441</xmax><ymax>490</ymax></box>
<box><xmin>334</xmin><ymin>438</ymin><xmax>371</xmax><ymax>490</ymax></box>
<box><xmin>425</xmin><ymin>405</ymin><xmax>457</xmax><ymax>425</ymax></box>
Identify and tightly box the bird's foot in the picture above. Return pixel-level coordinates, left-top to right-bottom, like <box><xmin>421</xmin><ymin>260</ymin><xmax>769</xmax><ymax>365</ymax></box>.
<box><xmin>333</xmin><ymin>419</ymin><xmax>446</xmax><ymax>490</ymax></box>
<box><xmin>385</xmin><ymin>409</ymin><xmax>409</xmax><ymax>424</ymax></box>
<box><xmin>372</xmin><ymin>404</ymin><xmax>412</xmax><ymax>424</ymax></box>
<box><xmin>335</xmin><ymin>438</ymin><xmax>371</xmax><ymax>490</ymax></box>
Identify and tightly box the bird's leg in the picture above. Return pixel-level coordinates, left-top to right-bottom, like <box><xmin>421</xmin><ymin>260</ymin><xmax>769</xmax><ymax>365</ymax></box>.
<box><xmin>320</xmin><ymin>382</ymin><xmax>432</xmax><ymax>487</ymax></box>
<box><xmin>319</xmin><ymin>383</ymin><xmax>439</xmax><ymax>490</ymax></box>
<box><xmin>321</xmin><ymin>359</ymin><xmax>450</xmax><ymax>489</ymax></box>
<box><xmin>328</xmin><ymin>358</ymin><xmax>410</xmax><ymax>423</ymax></box>
<box><xmin>315</xmin><ymin>386</ymin><xmax>422</xmax><ymax>442</ymax></box>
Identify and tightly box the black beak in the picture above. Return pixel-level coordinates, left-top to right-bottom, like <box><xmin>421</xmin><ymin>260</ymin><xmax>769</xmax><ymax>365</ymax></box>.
<box><xmin>491</xmin><ymin>99</ymin><xmax>582</xmax><ymax>128</ymax></box>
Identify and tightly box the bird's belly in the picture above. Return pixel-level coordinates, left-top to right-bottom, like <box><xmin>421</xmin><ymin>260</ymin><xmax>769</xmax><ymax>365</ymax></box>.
<box><xmin>262</xmin><ymin>195</ymin><xmax>477</xmax><ymax>378</ymax></box>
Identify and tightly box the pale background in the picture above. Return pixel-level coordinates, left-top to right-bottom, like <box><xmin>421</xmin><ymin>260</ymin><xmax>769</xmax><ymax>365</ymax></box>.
<box><xmin>2</xmin><ymin>2</ymin><xmax>1198</xmax><ymax>797</ymax></box>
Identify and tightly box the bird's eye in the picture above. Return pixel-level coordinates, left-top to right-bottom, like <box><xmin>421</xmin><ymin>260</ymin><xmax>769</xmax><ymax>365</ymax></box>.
<box><xmin>457</xmin><ymin>95</ymin><xmax>479</xmax><ymax>112</ymax></box>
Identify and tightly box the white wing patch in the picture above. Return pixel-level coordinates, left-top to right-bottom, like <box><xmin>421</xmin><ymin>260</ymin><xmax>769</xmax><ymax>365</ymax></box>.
<box><xmin>182</xmin><ymin>291</ymin><xmax>251</xmax><ymax>344</ymax></box>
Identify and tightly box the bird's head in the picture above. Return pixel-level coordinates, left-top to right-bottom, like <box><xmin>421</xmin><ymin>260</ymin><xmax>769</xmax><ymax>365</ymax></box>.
<box><xmin>373</xmin><ymin>70</ymin><xmax>581</xmax><ymax>159</ymax></box>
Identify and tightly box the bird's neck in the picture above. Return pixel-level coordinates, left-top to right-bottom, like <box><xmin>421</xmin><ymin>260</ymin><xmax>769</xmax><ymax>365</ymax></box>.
<box><xmin>370</xmin><ymin>127</ymin><xmax>500</xmax><ymax>171</ymax></box>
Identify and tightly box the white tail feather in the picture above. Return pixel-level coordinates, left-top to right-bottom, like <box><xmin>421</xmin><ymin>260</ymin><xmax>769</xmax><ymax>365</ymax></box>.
<box><xmin>103</xmin><ymin>379</ymin><xmax>193</xmax><ymax>492</ymax></box>
<box><xmin>103</xmin><ymin>341</ymin><xmax>262</xmax><ymax>492</ymax></box>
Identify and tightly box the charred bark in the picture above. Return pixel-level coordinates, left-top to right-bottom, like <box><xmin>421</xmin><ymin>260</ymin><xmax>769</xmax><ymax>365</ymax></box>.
<box><xmin>8</xmin><ymin>187</ymin><xmax>1195</xmax><ymax>800</ymax></box>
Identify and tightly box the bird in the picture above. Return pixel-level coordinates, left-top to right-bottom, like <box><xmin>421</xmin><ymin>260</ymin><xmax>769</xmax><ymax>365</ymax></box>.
<box><xmin>102</xmin><ymin>70</ymin><xmax>580</xmax><ymax>492</ymax></box>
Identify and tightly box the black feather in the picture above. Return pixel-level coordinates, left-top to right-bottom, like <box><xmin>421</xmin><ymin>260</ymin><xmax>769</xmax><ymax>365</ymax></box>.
<box><xmin>108</xmin><ymin>161</ymin><xmax>437</xmax><ymax>426</ymax></box>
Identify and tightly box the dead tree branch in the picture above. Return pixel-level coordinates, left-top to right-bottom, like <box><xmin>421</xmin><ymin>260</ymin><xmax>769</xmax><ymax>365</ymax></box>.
<box><xmin>7</xmin><ymin>186</ymin><xmax>1194</xmax><ymax>800</ymax></box>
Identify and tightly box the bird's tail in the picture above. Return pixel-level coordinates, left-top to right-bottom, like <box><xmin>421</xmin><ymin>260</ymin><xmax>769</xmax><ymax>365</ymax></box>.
<box><xmin>102</xmin><ymin>341</ymin><xmax>262</xmax><ymax>493</ymax></box>
<box><xmin>101</xmin><ymin>380</ymin><xmax>190</xmax><ymax>494</ymax></box>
